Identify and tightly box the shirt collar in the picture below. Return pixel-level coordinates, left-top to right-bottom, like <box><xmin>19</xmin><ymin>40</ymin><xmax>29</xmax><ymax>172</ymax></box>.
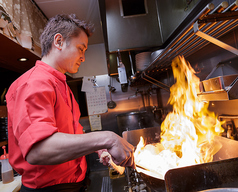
<box><xmin>35</xmin><ymin>60</ymin><xmax>66</xmax><ymax>82</ymax></box>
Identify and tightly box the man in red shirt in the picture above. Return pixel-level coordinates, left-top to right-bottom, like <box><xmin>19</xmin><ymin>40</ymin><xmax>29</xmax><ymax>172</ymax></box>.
<box><xmin>6</xmin><ymin>14</ymin><xmax>134</xmax><ymax>191</ymax></box>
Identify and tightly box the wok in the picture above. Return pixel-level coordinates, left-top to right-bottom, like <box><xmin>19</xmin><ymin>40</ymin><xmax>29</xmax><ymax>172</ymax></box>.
<box><xmin>139</xmin><ymin>171</ymin><xmax>165</xmax><ymax>192</ymax></box>
<box><xmin>123</xmin><ymin>128</ymin><xmax>238</xmax><ymax>192</ymax></box>
<box><xmin>123</xmin><ymin>127</ymin><xmax>165</xmax><ymax>192</ymax></box>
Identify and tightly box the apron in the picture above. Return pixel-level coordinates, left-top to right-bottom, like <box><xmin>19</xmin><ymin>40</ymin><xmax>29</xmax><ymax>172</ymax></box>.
<box><xmin>20</xmin><ymin>177</ymin><xmax>90</xmax><ymax>192</ymax></box>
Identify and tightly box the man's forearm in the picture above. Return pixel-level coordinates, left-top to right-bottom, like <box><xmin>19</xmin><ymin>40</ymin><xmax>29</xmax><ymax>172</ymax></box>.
<box><xmin>26</xmin><ymin>131</ymin><xmax>114</xmax><ymax>165</ymax></box>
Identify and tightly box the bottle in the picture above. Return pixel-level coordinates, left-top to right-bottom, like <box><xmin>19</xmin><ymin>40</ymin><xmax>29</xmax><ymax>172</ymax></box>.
<box><xmin>0</xmin><ymin>146</ymin><xmax>14</xmax><ymax>184</ymax></box>
<box><xmin>117</xmin><ymin>49</ymin><xmax>128</xmax><ymax>92</ymax></box>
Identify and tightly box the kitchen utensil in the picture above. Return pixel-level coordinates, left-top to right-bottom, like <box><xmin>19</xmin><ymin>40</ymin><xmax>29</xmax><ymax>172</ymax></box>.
<box><xmin>139</xmin><ymin>172</ymin><xmax>165</xmax><ymax>192</ymax></box>
<box><xmin>165</xmin><ymin>157</ymin><xmax>238</xmax><ymax>192</ymax></box>
<box><xmin>135</xmin><ymin>164</ymin><xmax>151</xmax><ymax>172</ymax></box>
<box><xmin>107</xmin><ymin>77</ymin><xmax>116</xmax><ymax>109</ymax></box>
<box><xmin>99</xmin><ymin>151</ymin><xmax>125</xmax><ymax>174</ymax></box>
<box><xmin>123</xmin><ymin>128</ymin><xmax>238</xmax><ymax>192</ymax></box>
<box><xmin>199</xmin><ymin>188</ymin><xmax>238</xmax><ymax>192</ymax></box>
<box><xmin>107</xmin><ymin>90</ymin><xmax>116</xmax><ymax>109</ymax></box>
<box><xmin>123</xmin><ymin>127</ymin><xmax>165</xmax><ymax>192</ymax></box>
<box><xmin>129</xmin><ymin>51</ymin><xmax>136</xmax><ymax>82</ymax></box>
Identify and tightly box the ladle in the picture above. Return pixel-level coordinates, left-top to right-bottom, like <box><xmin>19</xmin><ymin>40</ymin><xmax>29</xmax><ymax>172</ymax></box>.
<box><xmin>107</xmin><ymin>90</ymin><xmax>116</xmax><ymax>109</ymax></box>
<box><xmin>107</xmin><ymin>77</ymin><xmax>116</xmax><ymax>109</ymax></box>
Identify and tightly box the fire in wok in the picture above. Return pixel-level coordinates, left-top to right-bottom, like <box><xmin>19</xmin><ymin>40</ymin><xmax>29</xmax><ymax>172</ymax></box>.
<box><xmin>134</xmin><ymin>56</ymin><xmax>224</xmax><ymax>180</ymax></box>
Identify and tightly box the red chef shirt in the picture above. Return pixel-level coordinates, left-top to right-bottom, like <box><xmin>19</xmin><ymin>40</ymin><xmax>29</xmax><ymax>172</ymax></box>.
<box><xmin>6</xmin><ymin>60</ymin><xmax>87</xmax><ymax>189</ymax></box>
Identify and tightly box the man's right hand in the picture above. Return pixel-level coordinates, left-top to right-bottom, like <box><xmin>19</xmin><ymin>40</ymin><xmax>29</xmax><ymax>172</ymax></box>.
<box><xmin>107</xmin><ymin>132</ymin><xmax>135</xmax><ymax>168</ymax></box>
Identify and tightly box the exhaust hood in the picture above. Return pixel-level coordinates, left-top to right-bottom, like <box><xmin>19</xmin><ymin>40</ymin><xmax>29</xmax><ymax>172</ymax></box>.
<box><xmin>198</xmin><ymin>57</ymin><xmax>238</xmax><ymax>101</ymax></box>
<box><xmin>131</xmin><ymin>1</ymin><xmax>238</xmax><ymax>87</ymax></box>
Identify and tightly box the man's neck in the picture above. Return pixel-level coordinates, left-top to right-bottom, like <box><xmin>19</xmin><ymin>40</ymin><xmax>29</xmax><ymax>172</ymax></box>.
<box><xmin>41</xmin><ymin>54</ymin><xmax>65</xmax><ymax>74</ymax></box>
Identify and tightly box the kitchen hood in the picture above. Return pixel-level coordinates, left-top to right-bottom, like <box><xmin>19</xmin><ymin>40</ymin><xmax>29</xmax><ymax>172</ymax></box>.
<box><xmin>198</xmin><ymin>57</ymin><xmax>238</xmax><ymax>101</ymax></box>
<box><xmin>131</xmin><ymin>0</ymin><xmax>238</xmax><ymax>88</ymax></box>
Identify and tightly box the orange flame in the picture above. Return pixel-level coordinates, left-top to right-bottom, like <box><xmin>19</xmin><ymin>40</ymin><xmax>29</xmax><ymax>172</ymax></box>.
<box><xmin>134</xmin><ymin>56</ymin><xmax>224</xmax><ymax>179</ymax></box>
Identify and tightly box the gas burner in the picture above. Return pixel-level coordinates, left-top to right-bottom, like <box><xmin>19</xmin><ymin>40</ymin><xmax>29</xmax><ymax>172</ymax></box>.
<box><xmin>124</xmin><ymin>167</ymin><xmax>150</xmax><ymax>192</ymax></box>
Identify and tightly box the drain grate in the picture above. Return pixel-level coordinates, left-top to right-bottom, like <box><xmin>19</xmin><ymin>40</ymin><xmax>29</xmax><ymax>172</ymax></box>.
<box><xmin>101</xmin><ymin>176</ymin><xmax>112</xmax><ymax>192</ymax></box>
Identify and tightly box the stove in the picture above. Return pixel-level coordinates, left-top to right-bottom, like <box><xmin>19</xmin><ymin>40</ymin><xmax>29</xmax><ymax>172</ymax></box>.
<box><xmin>124</xmin><ymin>167</ymin><xmax>149</xmax><ymax>192</ymax></box>
<box><xmin>123</xmin><ymin>127</ymin><xmax>162</xmax><ymax>192</ymax></box>
<box><xmin>122</xmin><ymin>127</ymin><xmax>238</xmax><ymax>192</ymax></box>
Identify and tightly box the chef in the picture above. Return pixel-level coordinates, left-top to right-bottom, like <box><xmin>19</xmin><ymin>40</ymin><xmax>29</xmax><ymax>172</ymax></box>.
<box><xmin>6</xmin><ymin>14</ymin><xmax>135</xmax><ymax>192</ymax></box>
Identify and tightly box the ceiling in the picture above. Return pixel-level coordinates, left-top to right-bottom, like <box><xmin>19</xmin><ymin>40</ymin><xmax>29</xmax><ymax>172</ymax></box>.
<box><xmin>33</xmin><ymin>0</ymin><xmax>105</xmax><ymax>45</ymax></box>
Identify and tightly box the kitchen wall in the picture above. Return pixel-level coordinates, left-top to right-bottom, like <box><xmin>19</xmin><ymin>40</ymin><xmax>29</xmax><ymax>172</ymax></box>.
<box><xmin>68</xmin><ymin>74</ymin><xmax>160</xmax><ymax>135</ymax></box>
<box><xmin>72</xmin><ymin>43</ymin><xmax>108</xmax><ymax>78</ymax></box>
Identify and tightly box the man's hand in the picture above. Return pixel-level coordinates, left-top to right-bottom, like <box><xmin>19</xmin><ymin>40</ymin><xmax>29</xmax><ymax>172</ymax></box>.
<box><xmin>107</xmin><ymin>133</ymin><xmax>135</xmax><ymax>169</ymax></box>
<box><xmin>97</xmin><ymin>149</ymin><xmax>110</xmax><ymax>166</ymax></box>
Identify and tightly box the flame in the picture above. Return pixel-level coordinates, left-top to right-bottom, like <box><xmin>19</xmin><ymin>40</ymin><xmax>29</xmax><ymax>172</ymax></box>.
<box><xmin>134</xmin><ymin>56</ymin><xmax>224</xmax><ymax>179</ymax></box>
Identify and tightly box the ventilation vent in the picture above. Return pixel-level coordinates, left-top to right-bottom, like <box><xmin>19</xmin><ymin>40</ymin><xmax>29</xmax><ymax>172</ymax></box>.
<box><xmin>120</xmin><ymin>0</ymin><xmax>147</xmax><ymax>17</ymax></box>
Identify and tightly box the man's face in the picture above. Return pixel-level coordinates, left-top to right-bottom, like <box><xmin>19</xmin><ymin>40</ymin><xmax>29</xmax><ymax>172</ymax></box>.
<box><xmin>59</xmin><ymin>31</ymin><xmax>88</xmax><ymax>74</ymax></box>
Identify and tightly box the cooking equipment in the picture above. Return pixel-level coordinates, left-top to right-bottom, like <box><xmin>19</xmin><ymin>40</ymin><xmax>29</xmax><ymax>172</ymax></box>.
<box><xmin>107</xmin><ymin>90</ymin><xmax>116</xmax><ymax>109</ymax></box>
<box><xmin>123</xmin><ymin>127</ymin><xmax>163</xmax><ymax>192</ymax></box>
<box><xmin>117</xmin><ymin>112</ymin><xmax>155</xmax><ymax>136</ymax></box>
<box><xmin>125</xmin><ymin>166</ymin><xmax>149</xmax><ymax>192</ymax></box>
<box><xmin>123</xmin><ymin>128</ymin><xmax>238</xmax><ymax>192</ymax></box>
<box><xmin>198</xmin><ymin>57</ymin><xmax>238</xmax><ymax>101</ymax></box>
<box><xmin>129</xmin><ymin>51</ymin><xmax>136</xmax><ymax>83</ymax></box>
<box><xmin>139</xmin><ymin>172</ymin><xmax>165</xmax><ymax>192</ymax></box>
<box><xmin>122</xmin><ymin>127</ymin><xmax>160</xmax><ymax>146</ymax></box>
<box><xmin>165</xmin><ymin>157</ymin><xmax>238</xmax><ymax>192</ymax></box>
<box><xmin>200</xmin><ymin>189</ymin><xmax>238</xmax><ymax>192</ymax></box>
<box><xmin>107</xmin><ymin>77</ymin><xmax>116</xmax><ymax>109</ymax></box>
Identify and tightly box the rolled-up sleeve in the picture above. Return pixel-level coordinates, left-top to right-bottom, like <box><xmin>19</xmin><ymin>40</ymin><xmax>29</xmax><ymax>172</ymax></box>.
<box><xmin>10</xmin><ymin>79</ymin><xmax>58</xmax><ymax>158</ymax></box>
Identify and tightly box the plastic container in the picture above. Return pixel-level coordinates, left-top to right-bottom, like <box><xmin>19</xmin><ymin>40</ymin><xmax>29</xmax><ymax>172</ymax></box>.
<box><xmin>0</xmin><ymin>146</ymin><xmax>14</xmax><ymax>184</ymax></box>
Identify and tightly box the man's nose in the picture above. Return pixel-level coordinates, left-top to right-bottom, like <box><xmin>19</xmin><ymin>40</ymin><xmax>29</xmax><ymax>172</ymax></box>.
<box><xmin>80</xmin><ymin>54</ymin><xmax>85</xmax><ymax>62</ymax></box>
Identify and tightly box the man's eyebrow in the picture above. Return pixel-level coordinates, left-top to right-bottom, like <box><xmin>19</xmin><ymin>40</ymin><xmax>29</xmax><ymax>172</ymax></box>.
<box><xmin>82</xmin><ymin>43</ymin><xmax>87</xmax><ymax>50</ymax></box>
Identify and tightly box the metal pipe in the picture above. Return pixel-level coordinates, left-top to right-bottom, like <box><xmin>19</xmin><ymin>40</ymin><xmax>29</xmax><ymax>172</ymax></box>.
<box><xmin>183</xmin><ymin>19</ymin><xmax>238</xmax><ymax>57</ymax></box>
<box><xmin>142</xmin><ymin>77</ymin><xmax>170</xmax><ymax>92</ymax></box>
<box><xmin>128</xmin><ymin>51</ymin><xmax>135</xmax><ymax>76</ymax></box>
<box><xmin>212</xmin><ymin>1</ymin><xmax>229</xmax><ymax>13</ymax></box>
<box><xmin>194</xmin><ymin>21</ymin><xmax>238</xmax><ymax>55</ymax></box>
<box><xmin>141</xmin><ymin>72</ymin><xmax>170</xmax><ymax>92</ymax></box>
<box><xmin>190</xmin><ymin>21</ymin><xmax>238</xmax><ymax>52</ymax></box>
<box><xmin>223</xmin><ymin>0</ymin><xmax>238</xmax><ymax>12</ymax></box>
<box><xmin>179</xmin><ymin>20</ymin><xmax>234</xmax><ymax>57</ymax></box>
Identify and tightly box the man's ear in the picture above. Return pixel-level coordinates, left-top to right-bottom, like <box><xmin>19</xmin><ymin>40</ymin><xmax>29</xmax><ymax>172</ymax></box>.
<box><xmin>54</xmin><ymin>33</ymin><xmax>63</xmax><ymax>50</ymax></box>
